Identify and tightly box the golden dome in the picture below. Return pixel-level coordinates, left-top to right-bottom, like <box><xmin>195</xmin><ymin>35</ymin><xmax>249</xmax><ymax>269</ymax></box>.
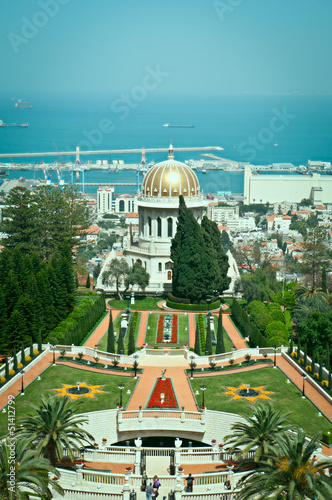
<box><xmin>142</xmin><ymin>143</ymin><xmax>200</xmax><ymax>198</ymax></box>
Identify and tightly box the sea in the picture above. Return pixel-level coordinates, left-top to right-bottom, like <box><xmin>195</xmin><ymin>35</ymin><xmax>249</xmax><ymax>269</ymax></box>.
<box><xmin>0</xmin><ymin>94</ymin><xmax>332</xmax><ymax>196</ymax></box>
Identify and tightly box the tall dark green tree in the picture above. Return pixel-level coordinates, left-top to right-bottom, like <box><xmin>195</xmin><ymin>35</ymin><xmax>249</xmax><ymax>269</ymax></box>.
<box><xmin>117</xmin><ymin>330</ymin><xmax>124</xmax><ymax>355</ymax></box>
<box><xmin>29</xmin><ymin>337</ymin><xmax>34</xmax><ymax>358</ymax></box>
<box><xmin>205</xmin><ymin>316</ymin><xmax>213</xmax><ymax>355</ymax></box>
<box><xmin>303</xmin><ymin>343</ymin><xmax>307</xmax><ymax>368</ymax></box>
<box><xmin>21</xmin><ymin>343</ymin><xmax>25</xmax><ymax>366</ymax></box>
<box><xmin>107</xmin><ymin>311</ymin><xmax>115</xmax><ymax>354</ymax></box>
<box><xmin>216</xmin><ymin>308</ymin><xmax>225</xmax><ymax>354</ymax></box>
<box><xmin>321</xmin><ymin>266</ymin><xmax>327</xmax><ymax>293</ymax></box>
<box><xmin>128</xmin><ymin>320</ymin><xmax>135</xmax><ymax>355</ymax></box>
<box><xmin>201</xmin><ymin>216</ymin><xmax>230</xmax><ymax>295</ymax></box>
<box><xmin>5</xmin><ymin>357</ymin><xmax>9</xmax><ymax>379</ymax></box>
<box><xmin>171</xmin><ymin>196</ymin><xmax>215</xmax><ymax>303</ymax></box>
<box><xmin>86</xmin><ymin>274</ymin><xmax>91</xmax><ymax>289</ymax></box>
<box><xmin>194</xmin><ymin>321</ymin><xmax>201</xmax><ymax>356</ymax></box>
<box><xmin>38</xmin><ymin>330</ymin><xmax>42</xmax><ymax>353</ymax></box>
<box><xmin>12</xmin><ymin>348</ymin><xmax>17</xmax><ymax>372</ymax></box>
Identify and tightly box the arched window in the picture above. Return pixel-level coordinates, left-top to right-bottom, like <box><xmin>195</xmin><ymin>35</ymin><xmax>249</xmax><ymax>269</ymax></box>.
<box><xmin>148</xmin><ymin>216</ymin><xmax>152</xmax><ymax>236</ymax></box>
<box><xmin>157</xmin><ymin>217</ymin><xmax>162</xmax><ymax>237</ymax></box>
<box><xmin>158</xmin><ymin>262</ymin><xmax>162</xmax><ymax>272</ymax></box>
<box><xmin>167</xmin><ymin>217</ymin><xmax>173</xmax><ymax>238</ymax></box>
<box><xmin>119</xmin><ymin>199</ymin><xmax>125</xmax><ymax>212</ymax></box>
<box><xmin>167</xmin><ymin>270</ymin><xmax>172</xmax><ymax>280</ymax></box>
<box><xmin>136</xmin><ymin>259</ymin><xmax>142</xmax><ymax>266</ymax></box>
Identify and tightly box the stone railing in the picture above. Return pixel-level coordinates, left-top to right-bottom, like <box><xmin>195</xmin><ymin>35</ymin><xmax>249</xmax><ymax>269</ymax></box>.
<box><xmin>117</xmin><ymin>408</ymin><xmax>205</xmax><ymax>434</ymax></box>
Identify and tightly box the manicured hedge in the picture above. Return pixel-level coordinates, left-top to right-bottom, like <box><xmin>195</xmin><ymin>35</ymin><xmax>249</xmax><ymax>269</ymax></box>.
<box><xmin>46</xmin><ymin>294</ymin><xmax>106</xmax><ymax>346</ymax></box>
<box><xmin>166</xmin><ymin>298</ymin><xmax>220</xmax><ymax>311</ymax></box>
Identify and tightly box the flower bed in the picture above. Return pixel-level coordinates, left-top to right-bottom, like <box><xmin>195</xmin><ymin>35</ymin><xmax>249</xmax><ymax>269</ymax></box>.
<box><xmin>57</xmin><ymin>356</ymin><xmax>142</xmax><ymax>373</ymax></box>
<box><xmin>185</xmin><ymin>358</ymin><xmax>273</xmax><ymax>374</ymax></box>
<box><xmin>172</xmin><ymin>315</ymin><xmax>178</xmax><ymax>343</ymax></box>
<box><xmin>147</xmin><ymin>378</ymin><xmax>179</xmax><ymax>409</ymax></box>
<box><xmin>156</xmin><ymin>315</ymin><xmax>164</xmax><ymax>343</ymax></box>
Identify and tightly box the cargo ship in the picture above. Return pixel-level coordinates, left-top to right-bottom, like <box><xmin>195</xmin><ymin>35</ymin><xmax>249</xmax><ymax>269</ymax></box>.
<box><xmin>15</xmin><ymin>103</ymin><xmax>32</xmax><ymax>109</ymax></box>
<box><xmin>0</xmin><ymin>120</ymin><xmax>28</xmax><ymax>128</ymax></box>
<box><xmin>162</xmin><ymin>123</ymin><xmax>195</xmax><ymax>128</ymax></box>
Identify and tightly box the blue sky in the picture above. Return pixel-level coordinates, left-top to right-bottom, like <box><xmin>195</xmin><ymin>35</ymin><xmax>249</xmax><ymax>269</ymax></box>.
<box><xmin>1</xmin><ymin>0</ymin><xmax>332</xmax><ymax>98</ymax></box>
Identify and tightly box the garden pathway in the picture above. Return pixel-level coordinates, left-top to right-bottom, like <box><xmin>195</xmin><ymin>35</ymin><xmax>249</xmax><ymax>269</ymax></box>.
<box><xmin>127</xmin><ymin>360</ymin><xmax>197</xmax><ymax>412</ymax></box>
<box><xmin>136</xmin><ymin>311</ymin><xmax>148</xmax><ymax>347</ymax></box>
<box><xmin>188</xmin><ymin>313</ymin><xmax>196</xmax><ymax>348</ymax></box>
<box><xmin>84</xmin><ymin>309</ymin><xmax>121</xmax><ymax>348</ymax></box>
<box><xmin>222</xmin><ymin>314</ymin><xmax>248</xmax><ymax>350</ymax></box>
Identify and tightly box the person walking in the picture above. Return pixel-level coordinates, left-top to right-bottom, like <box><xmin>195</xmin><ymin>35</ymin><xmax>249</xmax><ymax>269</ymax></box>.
<box><xmin>141</xmin><ymin>470</ymin><xmax>148</xmax><ymax>492</ymax></box>
<box><xmin>186</xmin><ymin>473</ymin><xmax>194</xmax><ymax>492</ymax></box>
<box><xmin>153</xmin><ymin>475</ymin><xmax>160</xmax><ymax>497</ymax></box>
<box><xmin>146</xmin><ymin>482</ymin><xmax>154</xmax><ymax>500</ymax></box>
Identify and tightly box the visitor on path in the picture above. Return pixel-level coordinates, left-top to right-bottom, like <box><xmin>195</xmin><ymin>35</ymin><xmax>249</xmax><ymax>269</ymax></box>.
<box><xmin>146</xmin><ymin>482</ymin><xmax>154</xmax><ymax>500</ymax></box>
<box><xmin>153</xmin><ymin>475</ymin><xmax>160</xmax><ymax>496</ymax></box>
<box><xmin>186</xmin><ymin>473</ymin><xmax>194</xmax><ymax>492</ymax></box>
<box><xmin>141</xmin><ymin>470</ymin><xmax>147</xmax><ymax>491</ymax></box>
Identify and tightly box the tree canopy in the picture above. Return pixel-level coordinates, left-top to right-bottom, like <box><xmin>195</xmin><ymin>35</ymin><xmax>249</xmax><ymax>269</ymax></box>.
<box><xmin>171</xmin><ymin>196</ymin><xmax>229</xmax><ymax>303</ymax></box>
<box><xmin>101</xmin><ymin>258</ymin><xmax>150</xmax><ymax>299</ymax></box>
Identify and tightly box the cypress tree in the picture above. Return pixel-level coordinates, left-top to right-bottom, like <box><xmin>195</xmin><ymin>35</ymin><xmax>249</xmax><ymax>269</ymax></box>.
<box><xmin>328</xmin><ymin>367</ymin><xmax>332</xmax><ymax>390</ymax></box>
<box><xmin>289</xmin><ymin>336</ymin><xmax>293</xmax><ymax>355</ymax></box>
<box><xmin>311</xmin><ymin>351</ymin><xmax>316</xmax><ymax>376</ymax></box>
<box><xmin>12</xmin><ymin>348</ymin><xmax>17</xmax><ymax>372</ymax></box>
<box><xmin>318</xmin><ymin>357</ymin><xmax>323</xmax><ymax>382</ymax></box>
<box><xmin>216</xmin><ymin>308</ymin><xmax>225</xmax><ymax>354</ymax></box>
<box><xmin>128</xmin><ymin>319</ymin><xmax>135</xmax><ymax>356</ymax></box>
<box><xmin>117</xmin><ymin>329</ymin><xmax>124</xmax><ymax>355</ymax></box>
<box><xmin>21</xmin><ymin>343</ymin><xmax>25</xmax><ymax>366</ymax></box>
<box><xmin>86</xmin><ymin>274</ymin><xmax>91</xmax><ymax>289</ymax></box>
<box><xmin>297</xmin><ymin>337</ymin><xmax>301</xmax><ymax>360</ymax></box>
<box><xmin>326</xmin><ymin>344</ymin><xmax>331</xmax><ymax>371</ymax></box>
<box><xmin>107</xmin><ymin>311</ymin><xmax>115</xmax><ymax>354</ymax></box>
<box><xmin>303</xmin><ymin>344</ymin><xmax>307</xmax><ymax>368</ymax></box>
<box><xmin>76</xmin><ymin>274</ymin><xmax>79</xmax><ymax>288</ymax></box>
<box><xmin>5</xmin><ymin>357</ymin><xmax>9</xmax><ymax>379</ymax></box>
<box><xmin>194</xmin><ymin>321</ymin><xmax>201</xmax><ymax>356</ymax></box>
<box><xmin>38</xmin><ymin>330</ymin><xmax>42</xmax><ymax>353</ymax></box>
<box><xmin>205</xmin><ymin>316</ymin><xmax>213</xmax><ymax>355</ymax></box>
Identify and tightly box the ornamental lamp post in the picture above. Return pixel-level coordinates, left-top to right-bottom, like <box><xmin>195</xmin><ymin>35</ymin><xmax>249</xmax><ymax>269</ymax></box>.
<box><xmin>301</xmin><ymin>373</ymin><xmax>306</xmax><ymax>398</ymax></box>
<box><xmin>21</xmin><ymin>369</ymin><xmax>25</xmax><ymax>396</ymax></box>
<box><xmin>118</xmin><ymin>383</ymin><xmax>124</xmax><ymax>408</ymax></box>
<box><xmin>200</xmin><ymin>385</ymin><xmax>206</xmax><ymax>408</ymax></box>
<box><xmin>273</xmin><ymin>346</ymin><xmax>277</xmax><ymax>368</ymax></box>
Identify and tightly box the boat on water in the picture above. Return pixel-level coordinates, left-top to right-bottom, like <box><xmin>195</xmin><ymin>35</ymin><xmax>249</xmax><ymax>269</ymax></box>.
<box><xmin>0</xmin><ymin>120</ymin><xmax>28</xmax><ymax>128</ymax></box>
<box><xmin>0</xmin><ymin>170</ymin><xmax>8</xmax><ymax>176</ymax></box>
<box><xmin>162</xmin><ymin>123</ymin><xmax>195</xmax><ymax>128</ymax></box>
<box><xmin>15</xmin><ymin>103</ymin><xmax>32</xmax><ymax>109</ymax></box>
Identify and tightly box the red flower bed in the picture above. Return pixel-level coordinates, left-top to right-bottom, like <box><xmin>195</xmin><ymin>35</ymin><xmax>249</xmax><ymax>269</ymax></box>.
<box><xmin>171</xmin><ymin>315</ymin><xmax>178</xmax><ymax>343</ymax></box>
<box><xmin>147</xmin><ymin>378</ymin><xmax>178</xmax><ymax>408</ymax></box>
<box><xmin>156</xmin><ymin>315</ymin><xmax>164</xmax><ymax>342</ymax></box>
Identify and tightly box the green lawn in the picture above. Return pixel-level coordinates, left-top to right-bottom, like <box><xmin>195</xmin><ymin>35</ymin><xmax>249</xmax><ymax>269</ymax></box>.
<box><xmin>190</xmin><ymin>367</ymin><xmax>331</xmax><ymax>437</ymax></box>
<box><xmin>0</xmin><ymin>365</ymin><xmax>138</xmax><ymax>438</ymax></box>
<box><xmin>145</xmin><ymin>312</ymin><xmax>158</xmax><ymax>344</ymax></box>
<box><xmin>98</xmin><ymin>313</ymin><xmax>122</xmax><ymax>352</ymax></box>
<box><xmin>108</xmin><ymin>297</ymin><xmax>163</xmax><ymax>310</ymax></box>
<box><xmin>178</xmin><ymin>314</ymin><xmax>189</xmax><ymax>344</ymax></box>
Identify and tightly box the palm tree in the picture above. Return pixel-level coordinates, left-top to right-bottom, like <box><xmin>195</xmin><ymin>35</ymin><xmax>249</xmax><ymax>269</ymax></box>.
<box><xmin>17</xmin><ymin>395</ymin><xmax>94</xmax><ymax>466</ymax></box>
<box><xmin>0</xmin><ymin>438</ymin><xmax>64</xmax><ymax>498</ymax></box>
<box><xmin>224</xmin><ymin>403</ymin><xmax>292</xmax><ymax>462</ymax></box>
<box><xmin>294</xmin><ymin>285</ymin><xmax>328</xmax><ymax>304</ymax></box>
<box><xmin>236</xmin><ymin>429</ymin><xmax>332</xmax><ymax>499</ymax></box>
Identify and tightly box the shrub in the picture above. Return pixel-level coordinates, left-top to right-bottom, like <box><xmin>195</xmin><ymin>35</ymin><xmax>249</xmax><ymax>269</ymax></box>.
<box><xmin>60</xmin><ymin>350</ymin><xmax>66</xmax><ymax>357</ymax></box>
<box><xmin>17</xmin><ymin>362</ymin><xmax>23</xmax><ymax>369</ymax></box>
<box><xmin>112</xmin><ymin>358</ymin><xmax>119</xmax><ymax>367</ymax></box>
<box><xmin>298</xmin><ymin>358</ymin><xmax>304</xmax><ymax>365</ymax></box>
<box><xmin>313</xmin><ymin>373</ymin><xmax>319</xmax><ymax>380</ymax></box>
<box><xmin>24</xmin><ymin>356</ymin><xmax>31</xmax><ymax>362</ymax></box>
<box><xmin>0</xmin><ymin>376</ymin><xmax>6</xmax><ymax>384</ymax></box>
<box><xmin>33</xmin><ymin>349</ymin><xmax>39</xmax><ymax>356</ymax></box>
<box><xmin>8</xmin><ymin>369</ymin><xmax>15</xmax><ymax>376</ymax></box>
<box><xmin>322</xmin><ymin>380</ymin><xmax>329</xmax><ymax>388</ymax></box>
<box><xmin>322</xmin><ymin>430</ymin><xmax>332</xmax><ymax>446</ymax></box>
<box><xmin>305</xmin><ymin>365</ymin><xmax>312</xmax><ymax>372</ymax></box>
<box><xmin>94</xmin><ymin>356</ymin><xmax>99</xmax><ymax>363</ymax></box>
<box><xmin>245</xmin><ymin>353</ymin><xmax>251</xmax><ymax>363</ymax></box>
<box><xmin>291</xmin><ymin>352</ymin><xmax>297</xmax><ymax>358</ymax></box>
<box><xmin>229</xmin><ymin>359</ymin><xmax>234</xmax><ymax>365</ymax></box>
<box><xmin>77</xmin><ymin>352</ymin><xmax>84</xmax><ymax>361</ymax></box>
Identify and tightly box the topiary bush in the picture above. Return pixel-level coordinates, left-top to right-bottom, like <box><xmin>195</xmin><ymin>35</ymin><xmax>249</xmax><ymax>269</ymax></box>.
<box><xmin>24</xmin><ymin>356</ymin><xmax>31</xmax><ymax>362</ymax></box>
<box><xmin>321</xmin><ymin>430</ymin><xmax>332</xmax><ymax>446</ymax></box>
<box><xmin>8</xmin><ymin>369</ymin><xmax>15</xmax><ymax>376</ymax></box>
<box><xmin>33</xmin><ymin>349</ymin><xmax>39</xmax><ymax>356</ymax></box>
<box><xmin>17</xmin><ymin>362</ymin><xmax>23</xmax><ymax>369</ymax></box>
<box><xmin>0</xmin><ymin>376</ymin><xmax>6</xmax><ymax>384</ymax></box>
